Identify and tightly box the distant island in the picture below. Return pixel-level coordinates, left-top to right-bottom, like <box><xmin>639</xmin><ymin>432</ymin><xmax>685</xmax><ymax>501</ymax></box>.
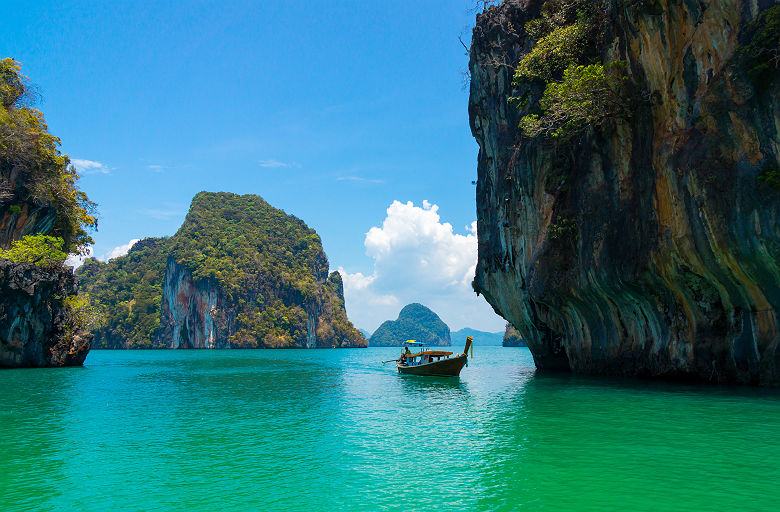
<box><xmin>369</xmin><ymin>303</ymin><xmax>450</xmax><ymax>347</ymax></box>
<box><xmin>78</xmin><ymin>192</ymin><xmax>366</xmax><ymax>349</ymax></box>
<box><xmin>451</xmin><ymin>328</ymin><xmax>504</xmax><ymax>346</ymax></box>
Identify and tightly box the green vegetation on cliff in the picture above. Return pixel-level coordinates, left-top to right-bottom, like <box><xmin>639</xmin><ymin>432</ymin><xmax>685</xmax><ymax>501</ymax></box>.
<box><xmin>511</xmin><ymin>0</ymin><xmax>631</xmax><ymax>140</ymax></box>
<box><xmin>77</xmin><ymin>238</ymin><xmax>170</xmax><ymax>348</ymax></box>
<box><xmin>0</xmin><ymin>234</ymin><xmax>67</xmax><ymax>267</ymax></box>
<box><xmin>170</xmin><ymin>192</ymin><xmax>327</xmax><ymax>301</ymax></box>
<box><xmin>369</xmin><ymin>303</ymin><xmax>451</xmax><ymax>347</ymax></box>
<box><xmin>0</xmin><ymin>59</ymin><xmax>96</xmax><ymax>252</ymax></box>
<box><xmin>519</xmin><ymin>62</ymin><xmax>631</xmax><ymax>139</ymax></box>
<box><xmin>738</xmin><ymin>6</ymin><xmax>780</xmax><ymax>90</ymax></box>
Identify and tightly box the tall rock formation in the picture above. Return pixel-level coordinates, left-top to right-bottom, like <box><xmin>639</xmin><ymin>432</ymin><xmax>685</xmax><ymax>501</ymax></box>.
<box><xmin>0</xmin><ymin>59</ymin><xmax>95</xmax><ymax>367</ymax></box>
<box><xmin>370</xmin><ymin>303</ymin><xmax>451</xmax><ymax>347</ymax></box>
<box><xmin>79</xmin><ymin>192</ymin><xmax>367</xmax><ymax>349</ymax></box>
<box><xmin>469</xmin><ymin>1</ymin><xmax>780</xmax><ymax>384</ymax></box>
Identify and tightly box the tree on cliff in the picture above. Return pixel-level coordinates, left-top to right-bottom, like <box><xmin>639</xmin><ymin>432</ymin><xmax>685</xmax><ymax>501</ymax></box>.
<box><xmin>0</xmin><ymin>233</ymin><xmax>67</xmax><ymax>267</ymax></box>
<box><xmin>510</xmin><ymin>0</ymin><xmax>632</xmax><ymax>140</ymax></box>
<box><xmin>0</xmin><ymin>58</ymin><xmax>97</xmax><ymax>253</ymax></box>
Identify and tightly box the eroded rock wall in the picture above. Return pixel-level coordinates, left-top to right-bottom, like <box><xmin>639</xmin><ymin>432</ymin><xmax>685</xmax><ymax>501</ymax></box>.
<box><xmin>160</xmin><ymin>258</ymin><xmax>231</xmax><ymax>348</ymax></box>
<box><xmin>469</xmin><ymin>0</ymin><xmax>780</xmax><ymax>384</ymax></box>
<box><xmin>0</xmin><ymin>259</ymin><xmax>91</xmax><ymax>367</ymax></box>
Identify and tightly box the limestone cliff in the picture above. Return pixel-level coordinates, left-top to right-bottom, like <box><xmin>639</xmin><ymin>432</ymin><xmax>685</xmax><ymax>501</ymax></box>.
<box><xmin>160</xmin><ymin>257</ymin><xmax>227</xmax><ymax>348</ymax></box>
<box><xmin>0</xmin><ymin>259</ymin><xmax>91</xmax><ymax>367</ymax></box>
<box><xmin>80</xmin><ymin>192</ymin><xmax>366</xmax><ymax>349</ymax></box>
<box><xmin>469</xmin><ymin>1</ymin><xmax>780</xmax><ymax>384</ymax></box>
<box><xmin>0</xmin><ymin>59</ymin><xmax>96</xmax><ymax>367</ymax></box>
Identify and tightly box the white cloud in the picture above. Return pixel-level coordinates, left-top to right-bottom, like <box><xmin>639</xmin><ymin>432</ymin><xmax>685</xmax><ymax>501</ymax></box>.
<box><xmin>339</xmin><ymin>200</ymin><xmax>505</xmax><ymax>333</ymax></box>
<box><xmin>65</xmin><ymin>246</ymin><xmax>94</xmax><ymax>269</ymax></box>
<box><xmin>71</xmin><ymin>159</ymin><xmax>110</xmax><ymax>175</ymax></box>
<box><xmin>104</xmin><ymin>239</ymin><xmax>139</xmax><ymax>261</ymax></box>
<box><xmin>65</xmin><ymin>239</ymin><xmax>140</xmax><ymax>269</ymax></box>
<box><xmin>146</xmin><ymin>164</ymin><xmax>165</xmax><ymax>172</ymax></box>
<box><xmin>259</xmin><ymin>159</ymin><xmax>300</xmax><ymax>168</ymax></box>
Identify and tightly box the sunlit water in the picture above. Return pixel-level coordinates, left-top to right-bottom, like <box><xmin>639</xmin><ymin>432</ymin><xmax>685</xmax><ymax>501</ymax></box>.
<box><xmin>1</xmin><ymin>347</ymin><xmax>778</xmax><ymax>511</ymax></box>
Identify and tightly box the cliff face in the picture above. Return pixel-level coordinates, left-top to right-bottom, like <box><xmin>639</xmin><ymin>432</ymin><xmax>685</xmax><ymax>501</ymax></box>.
<box><xmin>370</xmin><ymin>303</ymin><xmax>451</xmax><ymax>347</ymax></box>
<box><xmin>469</xmin><ymin>1</ymin><xmax>780</xmax><ymax>384</ymax></box>
<box><xmin>160</xmin><ymin>258</ymin><xmax>227</xmax><ymax>348</ymax></box>
<box><xmin>159</xmin><ymin>259</ymin><xmax>365</xmax><ymax>349</ymax></box>
<box><xmin>0</xmin><ymin>59</ymin><xmax>98</xmax><ymax>367</ymax></box>
<box><xmin>0</xmin><ymin>198</ymin><xmax>58</xmax><ymax>251</ymax></box>
<box><xmin>0</xmin><ymin>259</ymin><xmax>91</xmax><ymax>367</ymax></box>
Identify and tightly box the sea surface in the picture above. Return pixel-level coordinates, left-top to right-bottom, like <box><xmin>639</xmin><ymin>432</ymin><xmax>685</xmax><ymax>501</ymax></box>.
<box><xmin>1</xmin><ymin>347</ymin><xmax>778</xmax><ymax>511</ymax></box>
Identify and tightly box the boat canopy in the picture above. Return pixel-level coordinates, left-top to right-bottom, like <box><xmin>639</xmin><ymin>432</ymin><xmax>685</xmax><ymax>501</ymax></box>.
<box><xmin>402</xmin><ymin>340</ymin><xmax>424</xmax><ymax>346</ymax></box>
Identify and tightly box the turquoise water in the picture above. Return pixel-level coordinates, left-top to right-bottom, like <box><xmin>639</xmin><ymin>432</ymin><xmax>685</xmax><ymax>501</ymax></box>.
<box><xmin>1</xmin><ymin>347</ymin><xmax>779</xmax><ymax>511</ymax></box>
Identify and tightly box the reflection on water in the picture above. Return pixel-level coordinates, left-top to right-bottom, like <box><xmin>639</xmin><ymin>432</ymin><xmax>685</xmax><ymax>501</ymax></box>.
<box><xmin>0</xmin><ymin>347</ymin><xmax>778</xmax><ymax>511</ymax></box>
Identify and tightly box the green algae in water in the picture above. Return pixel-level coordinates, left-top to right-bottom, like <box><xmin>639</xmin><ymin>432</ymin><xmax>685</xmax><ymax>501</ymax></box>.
<box><xmin>0</xmin><ymin>348</ymin><xmax>778</xmax><ymax>511</ymax></box>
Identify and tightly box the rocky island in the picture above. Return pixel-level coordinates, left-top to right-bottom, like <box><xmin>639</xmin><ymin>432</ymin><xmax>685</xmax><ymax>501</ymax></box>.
<box><xmin>370</xmin><ymin>303</ymin><xmax>451</xmax><ymax>346</ymax></box>
<box><xmin>0</xmin><ymin>59</ymin><xmax>97</xmax><ymax>367</ymax></box>
<box><xmin>78</xmin><ymin>192</ymin><xmax>367</xmax><ymax>349</ymax></box>
<box><xmin>469</xmin><ymin>1</ymin><xmax>780</xmax><ymax>384</ymax></box>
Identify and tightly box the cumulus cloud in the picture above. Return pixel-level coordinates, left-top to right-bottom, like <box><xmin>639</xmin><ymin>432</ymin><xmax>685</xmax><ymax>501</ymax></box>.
<box><xmin>71</xmin><ymin>159</ymin><xmax>110</xmax><ymax>175</ymax></box>
<box><xmin>340</xmin><ymin>200</ymin><xmax>504</xmax><ymax>333</ymax></box>
<box><xmin>104</xmin><ymin>239</ymin><xmax>139</xmax><ymax>261</ymax></box>
<box><xmin>65</xmin><ymin>239</ymin><xmax>140</xmax><ymax>270</ymax></box>
<box><xmin>65</xmin><ymin>246</ymin><xmax>94</xmax><ymax>269</ymax></box>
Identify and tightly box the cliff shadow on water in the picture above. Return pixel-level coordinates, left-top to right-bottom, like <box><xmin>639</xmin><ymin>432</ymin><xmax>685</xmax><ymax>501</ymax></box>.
<box><xmin>469</xmin><ymin>0</ymin><xmax>780</xmax><ymax>384</ymax></box>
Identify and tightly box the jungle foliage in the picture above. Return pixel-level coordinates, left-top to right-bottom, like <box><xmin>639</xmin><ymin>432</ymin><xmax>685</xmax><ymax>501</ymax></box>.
<box><xmin>512</xmin><ymin>0</ymin><xmax>632</xmax><ymax>140</ymax></box>
<box><xmin>519</xmin><ymin>62</ymin><xmax>631</xmax><ymax>139</ymax></box>
<box><xmin>0</xmin><ymin>59</ymin><xmax>96</xmax><ymax>252</ymax></box>
<box><xmin>77</xmin><ymin>237</ymin><xmax>171</xmax><ymax>348</ymax></box>
<box><xmin>0</xmin><ymin>233</ymin><xmax>67</xmax><ymax>267</ymax></box>
<box><xmin>169</xmin><ymin>192</ymin><xmax>328</xmax><ymax>301</ymax></box>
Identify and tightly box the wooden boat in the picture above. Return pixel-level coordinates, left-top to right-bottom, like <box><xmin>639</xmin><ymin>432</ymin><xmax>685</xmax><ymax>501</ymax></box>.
<box><xmin>394</xmin><ymin>336</ymin><xmax>472</xmax><ymax>377</ymax></box>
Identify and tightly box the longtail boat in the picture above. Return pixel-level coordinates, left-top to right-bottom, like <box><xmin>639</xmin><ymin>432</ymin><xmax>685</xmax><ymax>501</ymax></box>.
<box><xmin>391</xmin><ymin>336</ymin><xmax>472</xmax><ymax>377</ymax></box>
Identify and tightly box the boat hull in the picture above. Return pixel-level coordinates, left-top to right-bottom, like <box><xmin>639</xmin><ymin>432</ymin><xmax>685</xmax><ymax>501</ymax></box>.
<box><xmin>397</xmin><ymin>354</ymin><xmax>467</xmax><ymax>377</ymax></box>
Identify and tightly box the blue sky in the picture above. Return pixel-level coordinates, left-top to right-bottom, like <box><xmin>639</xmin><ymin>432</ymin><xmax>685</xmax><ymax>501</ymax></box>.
<box><xmin>3</xmin><ymin>0</ymin><xmax>506</xmax><ymax>332</ymax></box>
